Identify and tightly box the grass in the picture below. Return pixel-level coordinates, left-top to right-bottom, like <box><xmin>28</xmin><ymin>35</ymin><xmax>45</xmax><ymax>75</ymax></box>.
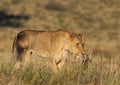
<box><xmin>0</xmin><ymin>0</ymin><xmax>120</xmax><ymax>85</ymax></box>
<box><xmin>0</xmin><ymin>53</ymin><xmax>120</xmax><ymax>85</ymax></box>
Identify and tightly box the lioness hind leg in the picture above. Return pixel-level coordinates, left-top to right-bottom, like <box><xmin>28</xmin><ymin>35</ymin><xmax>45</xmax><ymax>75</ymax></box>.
<box><xmin>14</xmin><ymin>60</ymin><xmax>21</xmax><ymax>70</ymax></box>
<box><xmin>13</xmin><ymin>50</ymin><xmax>31</xmax><ymax>73</ymax></box>
<box><xmin>13</xmin><ymin>46</ymin><xmax>26</xmax><ymax>73</ymax></box>
<box><xmin>22</xmin><ymin>49</ymin><xmax>32</xmax><ymax>69</ymax></box>
<box><xmin>12</xmin><ymin>57</ymin><xmax>22</xmax><ymax>74</ymax></box>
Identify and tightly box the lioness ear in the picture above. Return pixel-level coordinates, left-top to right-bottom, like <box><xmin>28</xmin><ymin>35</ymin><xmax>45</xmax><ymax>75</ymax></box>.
<box><xmin>78</xmin><ymin>33</ymin><xmax>85</xmax><ymax>47</ymax></box>
<box><xmin>78</xmin><ymin>33</ymin><xmax>83</xmax><ymax>41</ymax></box>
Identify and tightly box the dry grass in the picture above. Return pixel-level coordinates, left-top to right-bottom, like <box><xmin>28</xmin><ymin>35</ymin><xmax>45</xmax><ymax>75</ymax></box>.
<box><xmin>0</xmin><ymin>53</ymin><xmax>120</xmax><ymax>85</ymax></box>
<box><xmin>0</xmin><ymin>0</ymin><xmax>120</xmax><ymax>85</ymax></box>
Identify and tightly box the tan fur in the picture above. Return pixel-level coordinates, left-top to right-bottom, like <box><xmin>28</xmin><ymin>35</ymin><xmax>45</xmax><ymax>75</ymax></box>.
<box><xmin>12</xmin><ymin>29</ymin><xmax>88</xmax><ymax>73</ymax></box>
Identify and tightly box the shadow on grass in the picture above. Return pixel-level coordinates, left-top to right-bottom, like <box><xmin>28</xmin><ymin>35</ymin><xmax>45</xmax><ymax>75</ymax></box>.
<box><xmin>0</xmin><ymin>11</ymin><xmax>30</xmax><ymax>28</ymax></box>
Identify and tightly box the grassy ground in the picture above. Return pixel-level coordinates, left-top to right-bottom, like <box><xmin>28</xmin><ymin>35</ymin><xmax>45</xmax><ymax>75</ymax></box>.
<box><xmin>0</xmin><ymin>0</ymin><xmax>120</xmax><ymax>85</ymax></box>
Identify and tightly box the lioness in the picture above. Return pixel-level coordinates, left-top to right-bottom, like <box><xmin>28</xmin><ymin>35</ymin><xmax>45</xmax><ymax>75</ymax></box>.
<box><xmin>12</xmin><ymin>29</ymin><xmax>88</xmax><ymax>73</ymax></box>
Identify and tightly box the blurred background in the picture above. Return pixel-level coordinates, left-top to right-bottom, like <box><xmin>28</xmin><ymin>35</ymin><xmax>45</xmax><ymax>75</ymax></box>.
<box><xmin>0</xmin><ymin>0</ymin><xmax>120</xmax><ymax>62</ymax></box>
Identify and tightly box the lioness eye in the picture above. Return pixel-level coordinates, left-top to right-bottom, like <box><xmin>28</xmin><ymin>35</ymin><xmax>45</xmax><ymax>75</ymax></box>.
<box><xmin>76</xmin><ymin>43</ymin><xmax>79</xmax><ymax>46</ymax></box>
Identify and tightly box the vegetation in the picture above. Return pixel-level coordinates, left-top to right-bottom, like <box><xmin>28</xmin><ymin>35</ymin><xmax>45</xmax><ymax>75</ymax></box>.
<box><xmin>0</xmin><ymin>0</ymin><xmax>120</xmax><ymax>85</ymax></box>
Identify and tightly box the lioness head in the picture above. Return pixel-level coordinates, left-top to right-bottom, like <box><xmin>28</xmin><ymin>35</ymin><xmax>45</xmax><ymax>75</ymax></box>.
<box><xmin>65</xmin><ymin>33</ymin><xmax>89</xmax><ymax>64</ymax></box>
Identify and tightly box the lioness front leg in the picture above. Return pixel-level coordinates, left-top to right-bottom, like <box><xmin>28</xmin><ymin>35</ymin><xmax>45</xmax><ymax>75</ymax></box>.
<box><xmin>51</xmin><ymin>59</ymin><xmax>59</xmax><ymax>73</ymax></box>
<box><xmin>56</xmin><ymin>50</ymin><xmax>68</xmax><ymax>70</ymax></box>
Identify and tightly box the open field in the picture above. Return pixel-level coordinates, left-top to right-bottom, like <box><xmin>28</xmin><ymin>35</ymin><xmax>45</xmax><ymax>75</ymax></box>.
<box><xmin>0</xmin><ymin>0</ymin><xmax>120</xmax><ymax>85</ymax></box>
